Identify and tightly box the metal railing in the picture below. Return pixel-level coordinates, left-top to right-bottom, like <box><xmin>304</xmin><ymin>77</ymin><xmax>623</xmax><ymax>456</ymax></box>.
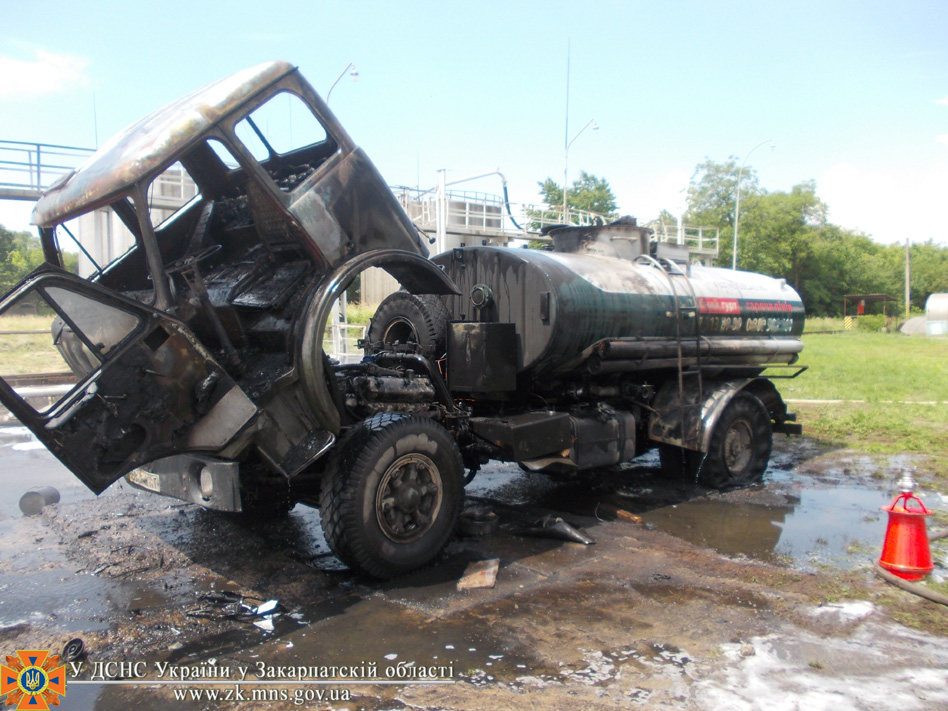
<box><xmin>324</xmin><ymin>323</ymin><xmax>365</xmax><ymax>364</ymax></box>
<box><xmin>390</xmin><ymin>185</ymin><xmax>608</xmax><ymax>241</ymax></box>
<box><xmin>646</xmin><ymin>220</ymin><xmax>720</xmax><ymax>255</ymax></box>
<box><xmin>0</xmin><ymin>141</ymin><xmax>95</xmax><ymax>200</ymax></box>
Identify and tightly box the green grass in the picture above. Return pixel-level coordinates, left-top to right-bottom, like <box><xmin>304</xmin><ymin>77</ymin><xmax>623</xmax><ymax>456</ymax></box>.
<box><xmin>345</xmin><ymin>301</ymin><xmax>378</xmax><ymax>326</ymax></box>
<box><xmin>772</xmin><ymin>331</ymin><xmax>948</xmax><ymax>479</ymax></box>
<box><xmin>778</xmin><ymin>331</ymin><xmax>948</xmax><ymax>402</ymax></box>
<box><xmin>0</xmin><ymin>314</ymin><xmax>70</xmax><ymax>375</ymax></box>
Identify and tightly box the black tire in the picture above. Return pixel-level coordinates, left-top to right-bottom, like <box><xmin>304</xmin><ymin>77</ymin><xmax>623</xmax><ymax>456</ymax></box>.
<box><xmin>366</xmin><ymin>292</ymin><xmax>450</xmax><ymax>356</ymax></box>
<box><xmin>698</xmin><ymin>392</ymin><xmax>772</xmax><ymax>489</ymax></box>
<box><xmin>319</xmin><ymin>414</ymin><xmax>463</xmax><ymax>578</ymax></box>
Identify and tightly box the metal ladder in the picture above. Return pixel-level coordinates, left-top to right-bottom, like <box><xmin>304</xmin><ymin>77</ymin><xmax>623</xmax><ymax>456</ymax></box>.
<box><xmin>636</xmin><ymin>255</ymin><xmax>705</xmax><ymax>449</ymax></box>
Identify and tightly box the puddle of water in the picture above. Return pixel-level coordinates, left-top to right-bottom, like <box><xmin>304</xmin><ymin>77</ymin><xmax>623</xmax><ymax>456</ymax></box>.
<box><xmin>0</xmin><ymin>426</ymin><xmax>98</xmax><ymax>519</ymax></box>
<box><xmin>639</xmin><ymin>473</ymin><xmax>895</xmax><ymax>570</ymax></box>
<box><xmin>0</xmin><ymin>565</ymin><xmax>113</xmax><ymax>631</ymax></box>
<box><xmin>238</xmin><ymin>593</ymin><xmax>554</xmax><ymax>686</ymax></box>
<box><xmin>463</xmin><ymin>448</ymin><xmax>923</xmax><ymax>572</ymax></box>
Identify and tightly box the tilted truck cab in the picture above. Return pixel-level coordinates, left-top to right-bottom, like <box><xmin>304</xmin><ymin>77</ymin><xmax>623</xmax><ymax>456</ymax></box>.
<box><xmin>0</xmin><ymin>62</ymin><xmax>804</xmax><ymax>578</ymax></box>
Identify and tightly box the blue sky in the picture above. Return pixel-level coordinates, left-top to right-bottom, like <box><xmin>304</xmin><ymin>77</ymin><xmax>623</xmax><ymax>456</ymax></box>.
<box><xmin>1</xmin><ymin>0</ymin><xmax>946</xmax><ymax>244</ymax></box>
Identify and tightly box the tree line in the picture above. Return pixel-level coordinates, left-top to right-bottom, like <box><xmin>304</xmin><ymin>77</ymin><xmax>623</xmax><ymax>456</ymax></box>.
<box><xmin>0</xmin><ymin>224</ymin><xmax>80</xmax><ymax>294</ymax></box>
<box><xmin>539</xmin><ymin>161</ymin><xmax>948</xmax><ymax>317</ymax></box>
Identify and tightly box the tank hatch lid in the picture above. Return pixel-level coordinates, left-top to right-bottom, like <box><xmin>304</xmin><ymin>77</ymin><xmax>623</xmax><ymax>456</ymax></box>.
<box><xmin>543</xmin><ymin>216</ymin><xmax>651</xmax><ymax>260</ymax></box>
<box><xmin>32</xmin><ymin>61</ymin><xmax>297</xmax><ymax>227</ymax></box>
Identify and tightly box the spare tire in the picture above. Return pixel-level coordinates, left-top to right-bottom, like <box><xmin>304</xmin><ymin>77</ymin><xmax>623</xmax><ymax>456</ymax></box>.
<box><xmin>366</xmin><ymin>292</ymin><xmax>450</xmax><ymax>356</ymax></box>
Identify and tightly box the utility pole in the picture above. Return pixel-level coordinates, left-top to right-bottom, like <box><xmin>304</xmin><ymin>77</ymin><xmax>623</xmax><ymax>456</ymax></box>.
<box><xmin>905</xmin><ymin>238</ymin><xmax>911</xmax><ymax>318</ymax></box>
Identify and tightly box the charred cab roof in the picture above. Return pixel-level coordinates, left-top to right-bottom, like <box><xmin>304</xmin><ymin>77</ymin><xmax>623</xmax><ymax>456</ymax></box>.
<box><xmin>32</xmin><ymin>61</ymin><xmax>297</xmax><ymax>228</ymax></box>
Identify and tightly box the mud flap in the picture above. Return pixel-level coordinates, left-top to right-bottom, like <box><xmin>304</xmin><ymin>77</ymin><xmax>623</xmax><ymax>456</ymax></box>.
<box><xmin>0</xmin><ymin>271</ymin><xmax>257</xmax><ymax>493</ymax></box>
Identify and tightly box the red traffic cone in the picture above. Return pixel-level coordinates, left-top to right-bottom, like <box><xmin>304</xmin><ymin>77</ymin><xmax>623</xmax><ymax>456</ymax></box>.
<box><xmin>879</xmin><ymin>490</ymin><xmax>934</xmax><ymax>582</ymax></box>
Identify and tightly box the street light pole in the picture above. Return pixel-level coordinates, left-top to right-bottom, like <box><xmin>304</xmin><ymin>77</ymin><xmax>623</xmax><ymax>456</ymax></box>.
<box><xmin>732</xmin><ymin>139</ymin><xmax>774</xmax><ymax>270</ymax></box>
<box><xmin>563</xmin><ymin>118</ymin><xmax>598</xmax><ymax>224</ymax></box>
<box><xmin>326</xmin><ymin>62</ymin><xmax>358</xmax><ymax>104</ymax></box>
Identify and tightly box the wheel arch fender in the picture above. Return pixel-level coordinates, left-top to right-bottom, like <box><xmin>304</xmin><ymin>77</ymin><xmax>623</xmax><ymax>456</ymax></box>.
<box><xmin>297</xmin><ymin>249</ymin><xmax>461</xmax><ymax>434</ymax></box>
<box><xmin>648</xmin><ymin>377</ymin><xmax>783</xmax><ymax>453</ymax></box>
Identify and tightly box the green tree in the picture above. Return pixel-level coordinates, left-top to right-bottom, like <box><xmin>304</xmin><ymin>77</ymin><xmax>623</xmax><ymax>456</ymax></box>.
<box><xmin>737</xmin><ymin>181</ymin><xmax>827</xmax><ymax>289</ymax></box>
<box><xmin>0</xmin><ymin>224</ymin><xmax>76</xmax><ymax>293</ymax></box>
<box><xmin>537</xmin><ymin>171</ymin><xmax>618</xmax><ymax>221</ymax></box>
<box><xmin>685</xmin><ymin>157</ymin><xmax>761</xmax><ymax>229</ymax></box>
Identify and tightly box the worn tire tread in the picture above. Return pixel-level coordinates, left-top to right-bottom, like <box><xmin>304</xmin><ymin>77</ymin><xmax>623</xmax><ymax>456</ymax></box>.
<box><xmin>319</xmin><ymin>414</ymin><xmax>462</xmax><ymax>578</ymax></box>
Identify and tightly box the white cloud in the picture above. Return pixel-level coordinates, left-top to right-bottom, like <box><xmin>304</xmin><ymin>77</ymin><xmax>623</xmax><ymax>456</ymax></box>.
<box><xmin>0</xmin><ymin>49</ymin><xmax>89</xmax><ymax>99</ymax></box>
<box><xmin>937</xmin><ymin>134</ymin><xmax>948</xmax><ymax>146</ymax></box>
<box><xmin>818</xmin><ymin>162</ymin><xmax>948</xmax><ymax>245</ymax></box>
<box><xmin>936</xmin><ymin>95</ymin><xmax>948</xmax><ymax>106</ymax></box>
<box><xmin>0</xmin><ymin>201</ymin><xmax>37</xmax><ymax>232</ymax></box>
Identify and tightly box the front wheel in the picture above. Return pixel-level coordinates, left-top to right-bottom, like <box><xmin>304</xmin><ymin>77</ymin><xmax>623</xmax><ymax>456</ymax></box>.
<box><xmin>319</xmin><ymin>414</ymin><xmax>463</xmax><ymax>578</ymax></box>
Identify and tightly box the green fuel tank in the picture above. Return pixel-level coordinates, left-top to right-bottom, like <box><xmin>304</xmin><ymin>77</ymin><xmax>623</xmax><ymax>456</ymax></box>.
<box><xmin>432</xmin><ymin>226</ymin><xmax>804</xmax><ymax>377</ymax></box>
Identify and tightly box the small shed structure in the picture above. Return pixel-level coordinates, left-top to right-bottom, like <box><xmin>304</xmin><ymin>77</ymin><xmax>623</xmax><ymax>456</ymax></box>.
<box><xmin>843</xmin><ymin>294</ymin><xmax>898</xmax><ymax>317</ymax></box>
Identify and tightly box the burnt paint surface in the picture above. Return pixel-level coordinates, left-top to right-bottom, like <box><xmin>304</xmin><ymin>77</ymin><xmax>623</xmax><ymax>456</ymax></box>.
<box><xmin>2</xmin><ymin>62</ymin><xmax>452</xmax><ymax>496</ymax></box>
<box><xmin>0</xmin><ymin>273</ymin><xmax>254</xmax><ymax>493</ymax></box>
<box><xmin>434</xmin><ymin>246</ymin><xmax>804</xmax><ymax>377</ymax></box>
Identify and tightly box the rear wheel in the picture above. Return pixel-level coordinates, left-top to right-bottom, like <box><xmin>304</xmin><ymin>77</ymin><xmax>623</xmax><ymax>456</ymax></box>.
<box><xmin>319</xmin><ymin>414</ymin><xmax>463</xmax><ymax>578</ymax></box>
<box><xmin>698</xmin><ymin>392</ymin><xmax>772</xmax><ymax>489</ymax></box>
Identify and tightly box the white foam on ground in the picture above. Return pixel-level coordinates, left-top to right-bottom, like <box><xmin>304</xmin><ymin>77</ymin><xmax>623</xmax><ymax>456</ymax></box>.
<box><xmin>808</xmin><ymin>601</ymin><xmax>876</xmax><ymax>620</ymax></box>
<box><xmin>695</xmin><ymin>622</ymin><xmax>948</xmax><ymax>710</ymax></box>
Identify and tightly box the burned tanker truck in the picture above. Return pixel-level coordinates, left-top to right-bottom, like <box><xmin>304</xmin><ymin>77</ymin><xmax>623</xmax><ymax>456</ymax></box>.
<box><xmin>0</xmin><ymin>62</ymin><xmax>804</xmax><ymax>578</ymax></box>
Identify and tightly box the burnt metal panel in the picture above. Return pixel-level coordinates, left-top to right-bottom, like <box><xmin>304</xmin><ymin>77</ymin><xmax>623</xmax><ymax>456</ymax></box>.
<box><xmin>126</xmin><ymin>455</ymin><xmax>241</xmax><ymax>512</ymax></box>
<box><xmin>470</xmin><ymin>411</ymin><xmax>571</xmax><ymax>461</ymax></box>
<box><xmin>33</xmin><ymin>62</ymin><xmax>297</xmax><ymax>227</ymax></box>
<box><xmin>648</xmin><ymin>378</ymin><xmax>751</xmax><ymax>451</ymax></box>
<box><xmin>447</xmin><ymin>322</ymin><xmax>517</xmax><ymax>394</ymax></box>
<box><xmin>434</xmin><ymin>246</ymin><xmax>805</xmax><ymax>378</ymax></box>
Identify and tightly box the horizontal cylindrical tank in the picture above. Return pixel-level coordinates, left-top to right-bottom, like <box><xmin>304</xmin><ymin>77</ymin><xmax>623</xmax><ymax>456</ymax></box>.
<box><xmin>433</xmin><ymin>246</ymin><xmax>804</xmax><ymax>375</ymax></box>
<box><xmin>926</xmin><ymin>293</ymin><xmax>948</xmax><ymax>336</ymax></box>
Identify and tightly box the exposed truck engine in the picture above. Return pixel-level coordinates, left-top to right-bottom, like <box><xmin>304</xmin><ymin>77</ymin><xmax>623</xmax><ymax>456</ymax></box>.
<box><xmin>0</xmin><ymin>61</ymin><xmax>805</xmax><ymax>578</ymax></box>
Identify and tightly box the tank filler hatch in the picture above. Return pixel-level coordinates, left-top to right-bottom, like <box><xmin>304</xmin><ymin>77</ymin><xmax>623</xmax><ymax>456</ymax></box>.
<box><xmin>544</xmin><ymin>216</ymin><xmax>653</xmax><ymax>261</ymax></box>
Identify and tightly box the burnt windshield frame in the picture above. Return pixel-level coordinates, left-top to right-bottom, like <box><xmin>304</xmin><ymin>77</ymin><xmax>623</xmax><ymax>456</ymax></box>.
<box><xmin>228</xmin><ymin>88</ymin><xmax>338</xmax><ymax>194</ymax></box>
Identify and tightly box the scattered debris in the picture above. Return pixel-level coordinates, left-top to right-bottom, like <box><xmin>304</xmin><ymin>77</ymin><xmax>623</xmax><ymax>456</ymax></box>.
<box><xmin>616</xmin><ymin>510</ymin><xmax>643</xmax><ymax>524</ymax></box>
<box><xmin>61</xmin><ymin>638</ymin><xmax>84</xmax><ymax>662</ymax></box>
<box><xmin>19</xmin><ymin>486</ymin><xmax>60</xmax><ymax>515</ymax></box>
<box><xmin>458</xmin><ymin>507</ymin><xmax>499</xmax><ymax>537</ymax></box>
<box><xmin>458</xmin><ymin>559</ymin><xmax>500</xmax><ymax>590</ymax></box>
<box><xmin>187</xmin><ymin>591</ymin><xmax>283</xmax><ymax>627</ymax></box>
<box><xmin>516</xmin><ymin>515</ymin><xmax>596</xmax><ymax>545</ymax></box>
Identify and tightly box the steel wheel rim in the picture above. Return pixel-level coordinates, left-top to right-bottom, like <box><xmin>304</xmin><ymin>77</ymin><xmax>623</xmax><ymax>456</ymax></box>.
<box><xmin>723</xmin><ymin>420</ymin><xmax>753</xmax><ymax>474</ymax></box>
<box><xmin>381</xmin><ymin>318</ymin><xmax>416</xmax><ymax>345</ymax></box>
<box><xmin>375</xmin><ymin>453</ymin><xmax>443</xmax><ymax>543</ymax></box>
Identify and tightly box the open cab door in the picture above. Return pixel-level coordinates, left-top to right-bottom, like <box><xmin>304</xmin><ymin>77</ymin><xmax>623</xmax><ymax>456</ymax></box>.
<box><xmin>0</xmin><ymin>269</ymin><xmax>257</xmax><ymax>494</ymax></box>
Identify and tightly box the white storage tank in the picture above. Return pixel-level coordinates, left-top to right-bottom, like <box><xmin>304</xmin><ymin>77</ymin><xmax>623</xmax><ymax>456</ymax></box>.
<box><xmin>926</xmin><ymin>293</ymin><xmax>948</xmax><ymax>335</ymax></box>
